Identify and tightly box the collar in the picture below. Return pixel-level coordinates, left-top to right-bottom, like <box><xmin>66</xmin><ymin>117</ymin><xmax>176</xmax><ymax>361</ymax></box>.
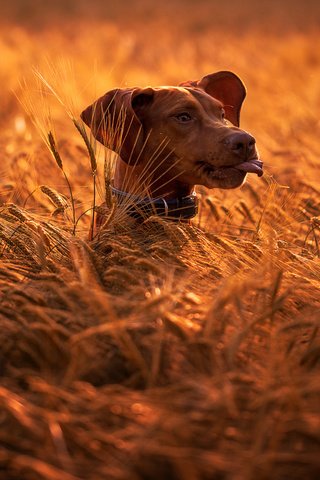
<box><xmin>111</xmin><ymin>185</ymin><xmax>198</xmax><ymax>220</ymax></box>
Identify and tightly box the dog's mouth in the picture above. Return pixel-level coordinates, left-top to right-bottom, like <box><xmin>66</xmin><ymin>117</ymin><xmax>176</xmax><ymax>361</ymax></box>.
<box><xmin>197</xmin><ymin>158</ymin><xmax>263</xmax><ymax>179</ymax></box>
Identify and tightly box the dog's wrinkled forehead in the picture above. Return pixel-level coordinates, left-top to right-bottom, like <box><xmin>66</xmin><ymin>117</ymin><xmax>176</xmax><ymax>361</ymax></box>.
<box><xmin>151</xmin><ymin>86</ymin><xmax>194</xmax><ymax>99</ymax></box>
<box><xmin>147</xmin><ymin>86</ymin><xmax>223</xmax><ymax>112</ymax></box>
<box><xmin>185</xmin><ymin>87</ymin><xmax>224</xmax><ymax>109</ymax></box>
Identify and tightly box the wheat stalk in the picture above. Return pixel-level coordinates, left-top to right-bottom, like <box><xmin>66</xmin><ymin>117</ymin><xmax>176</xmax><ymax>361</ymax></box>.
<box><xmin>16</xmin><ymin>78</ymin><xmax>77</xmax><ymax>233</ymax></box>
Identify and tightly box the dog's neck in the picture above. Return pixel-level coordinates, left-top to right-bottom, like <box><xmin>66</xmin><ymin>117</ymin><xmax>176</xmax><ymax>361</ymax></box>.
<box><xmin>113</xmin><ymin>158</ymin><xmax>194</xmax><ymax>199</ymax></box>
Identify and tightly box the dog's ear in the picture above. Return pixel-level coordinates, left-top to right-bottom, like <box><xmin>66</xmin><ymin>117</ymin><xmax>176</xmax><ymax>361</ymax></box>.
<box><xmin>81</xmin><ymin>87</ymin><xmax>154</xmax><ymax>164</ymax></box>
<box><xmin>180</xmin><ymin>71</ymin><xmax>246</xmax><ymax>127</ymax></box>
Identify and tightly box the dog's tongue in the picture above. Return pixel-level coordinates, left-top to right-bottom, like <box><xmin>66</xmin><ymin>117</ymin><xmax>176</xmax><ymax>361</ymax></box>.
<box><xmin>234</xmin><ymin>159</ymin><xmax>263</xmax><ymax>177</ymax></box>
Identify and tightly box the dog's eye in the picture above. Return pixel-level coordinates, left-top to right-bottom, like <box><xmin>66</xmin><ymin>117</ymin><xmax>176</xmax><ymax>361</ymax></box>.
<box><xmin>175</xmin><ymin>112</ymin><xmax>192</xmax><ymax>122</ymax></box>
<box><xmin>221</xmin><ymin>109</ymin><xmax>226</xmax><ymax>120</ymax></box>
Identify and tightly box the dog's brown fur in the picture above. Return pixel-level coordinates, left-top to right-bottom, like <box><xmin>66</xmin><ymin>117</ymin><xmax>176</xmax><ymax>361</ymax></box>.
<box><xmin>81</xmin><ymin>71</ymin><xmax>262</xmax><ymax>202</ymax></box>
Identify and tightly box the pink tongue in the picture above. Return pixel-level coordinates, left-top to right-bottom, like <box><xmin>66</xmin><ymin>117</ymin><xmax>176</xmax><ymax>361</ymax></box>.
<box><xmin>234</xmin><ymin>159</ymin><xmax>263</xmax><ymax>177</ymax></box>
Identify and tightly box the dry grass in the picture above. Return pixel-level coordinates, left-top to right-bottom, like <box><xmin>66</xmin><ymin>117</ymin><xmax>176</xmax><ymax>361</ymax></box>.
<box><xmin>0</xmin><ymin>1</ymin><xmax>320</xmax><ymax>479</ymax></box>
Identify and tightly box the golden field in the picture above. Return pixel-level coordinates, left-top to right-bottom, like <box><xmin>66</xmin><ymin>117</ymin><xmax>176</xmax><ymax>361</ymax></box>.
<box><xmin>0</xmin><ymin>1</ymin><xmax>320</xmax><ymax>479</ymax></box>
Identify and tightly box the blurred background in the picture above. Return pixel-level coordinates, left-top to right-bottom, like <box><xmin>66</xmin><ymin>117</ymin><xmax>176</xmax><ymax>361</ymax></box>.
<box><xmin>1</xmin><ymin>0</ymin><xmax>320</xmax><ymax>32</ymax></box>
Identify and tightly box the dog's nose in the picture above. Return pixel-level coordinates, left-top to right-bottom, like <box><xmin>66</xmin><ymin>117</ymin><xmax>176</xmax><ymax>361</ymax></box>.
<box><xmin>224</xmin><ymin>132</ymin><xmax>256</xmax><ymax>158</ymax></box>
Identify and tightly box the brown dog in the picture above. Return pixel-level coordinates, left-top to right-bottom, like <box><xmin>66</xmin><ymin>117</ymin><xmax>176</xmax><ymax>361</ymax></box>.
<box><xmin>81</xmin><ymin>71</ymin><xmax>263</xmax><ymax>221</ymax></box>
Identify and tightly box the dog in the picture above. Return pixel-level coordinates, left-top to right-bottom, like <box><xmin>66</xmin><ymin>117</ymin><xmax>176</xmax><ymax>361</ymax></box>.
<box><xmin>81</xmin><ymin>71</ymin><xmax>263</xmax><ymax>222</ymax></box>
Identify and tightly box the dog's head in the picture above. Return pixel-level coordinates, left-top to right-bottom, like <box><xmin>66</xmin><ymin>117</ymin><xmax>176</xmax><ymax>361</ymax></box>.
<box><xmin>81</xmin><ymin>71</ymin><xmax>262</xmax><ymax>190</ymax></box>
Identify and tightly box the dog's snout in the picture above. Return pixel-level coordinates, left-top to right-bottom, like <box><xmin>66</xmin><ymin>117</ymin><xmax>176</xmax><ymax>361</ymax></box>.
<box><xmin>224</xmin><ymin>132</ymin><xmax>256</xmax><ymax>158</ymax></box>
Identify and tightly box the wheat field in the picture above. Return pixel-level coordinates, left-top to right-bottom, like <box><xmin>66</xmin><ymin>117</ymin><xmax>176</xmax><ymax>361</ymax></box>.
<box><xmin>0</xmin><ymin>1</ymin><xmax>320</xmax><ymax>479</ymax></box>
